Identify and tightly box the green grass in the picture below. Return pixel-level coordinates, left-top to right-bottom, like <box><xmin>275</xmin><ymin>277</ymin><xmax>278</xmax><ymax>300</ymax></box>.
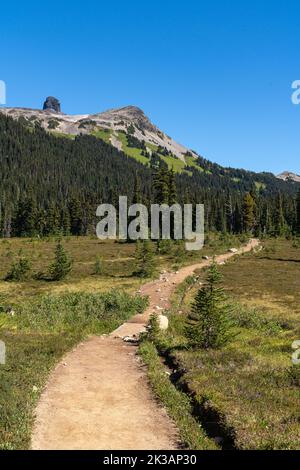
<box><xmin>50</xmin><ymin>131</ymin><xmax>76</xmax><ymax>140</ymax></box>
<box><xmin>255</xmin><ymin>181</ymin><xmax>267</xmax><ymax>190</ymax></box>
<box><xmin>90</xmin><ymin>129</ymin><xmax>207</xmax><ymax>175</ymax></box>
<box><xmin>0</xmin><ymin>237</ymin><xmax>140</xmax><ymax>304</ymax></box>
<box><xmin>0</xmin><ymin>232</ymin><xmax>247</xmax><ymax>449</ymax></box>
<box><xmin>156</xmin><ymin>238</ymin><xmax>300</xmax><ymax>450</ymax></box>
<box><xmin>117</xmin><ymin>132</ymin><xmax>150</xmax><ymax>165</ymax></box>
<box><xmin>0</xmin><ymin>290</ymin><xmax>147</xmax><ymax>449</ymax></box>
<box><xmin>92</xmin><ymin>127</ymin><xmax>112</xmax><ymax>143</ymax></box>
<box><xmin>0</xmin><ymin>234</ymin><xmax>242</xmax><ymax>305</ymax></box>
<box><xmin>139</xmin><ymin>340</ymin><xmax>218</xmax><ymax>450</ymax></box>
<box><xmin>0</xmin><ymin>330</ymin><xmax>82</xmax><ymax>449</ymax></box>
<box><xmin>159</xmin><ymin>154</ymin><xmax>186</xmax><ymax>173</ymax></box>
<box><xmin>185</xmin><ymin>156</ymin><xmax>204</xmax><ymax>172</ymax></box>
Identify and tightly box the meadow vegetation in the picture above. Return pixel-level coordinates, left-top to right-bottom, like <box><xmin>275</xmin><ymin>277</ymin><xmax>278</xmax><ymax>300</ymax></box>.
<box><xmin>0</xmin><ymin>232</ymin><xmax>242</xmax><ymax>449</ymax></box>
<box><xmin>141</xmin><ymin>238</ymin><xmax>300</xmax><ymax>450</ymax></box>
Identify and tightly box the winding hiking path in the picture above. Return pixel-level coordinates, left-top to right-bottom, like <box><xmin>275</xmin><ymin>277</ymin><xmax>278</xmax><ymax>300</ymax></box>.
<box><xmin>31</xmin><ymin>239</ymin><xmax>259</xmax><ymax>450</ymax></box>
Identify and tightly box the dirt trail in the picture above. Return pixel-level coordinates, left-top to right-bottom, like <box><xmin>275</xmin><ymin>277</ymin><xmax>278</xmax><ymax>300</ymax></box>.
<box><xmin>31</xmin><ymin>239</ymin><xmax>259</xmax><ymax>450</ymax></box>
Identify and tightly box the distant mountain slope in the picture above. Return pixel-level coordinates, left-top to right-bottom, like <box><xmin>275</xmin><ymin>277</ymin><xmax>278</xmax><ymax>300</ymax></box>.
<box><xmin>277</xmin><ymin>171</ymin><xmax>300</xmax><ymax>183</ymax></box>
<box><xmin>0</xmin><ymin>110</ymin><xmax>299</xmax><ymax>238</ymax></box>
<box><xmin>0</xmin><ymin>103</ymin><xmax>196</xmax><ymax>164</ymax></box>
<box><xmin>0</xmin><ymin>98</ymin><xmax>299</xmax><ymax>191</ymax></box>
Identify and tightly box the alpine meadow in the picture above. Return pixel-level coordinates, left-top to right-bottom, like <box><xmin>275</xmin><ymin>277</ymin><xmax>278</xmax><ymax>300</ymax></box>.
<box><xmin>0</xmin><ymin>0</ymin><xmax>300</xmax><ymax>459</ymax></box>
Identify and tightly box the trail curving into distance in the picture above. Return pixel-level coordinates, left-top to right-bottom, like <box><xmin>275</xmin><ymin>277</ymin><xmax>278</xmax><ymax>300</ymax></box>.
<box><xmin>31</xmin><ymin>239</ymin><xmax>259</xmax><ymax>450</ymax></box>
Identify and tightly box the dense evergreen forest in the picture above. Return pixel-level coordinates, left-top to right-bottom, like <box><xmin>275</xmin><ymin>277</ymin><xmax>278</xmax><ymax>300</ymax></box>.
<box><xmin>0</xmin><ymin>113</ymin><xmax>299</xmax><ymax>238</ymax></box>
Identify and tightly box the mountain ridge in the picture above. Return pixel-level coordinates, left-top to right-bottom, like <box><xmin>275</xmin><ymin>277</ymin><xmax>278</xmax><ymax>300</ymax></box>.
<box><xmin>0</xmin><ymin>101</ymin><xmax>195</xmax><ymax>162</ymax></box>
<box><xmin>0</xmin><ymin>98</ymin><xmax>299</xmax><ymax>179</ymax></box>
<box><xmin>277</xmin><ymin>171</ymin><xmax>300</xmax><ymax>183</ymax></box>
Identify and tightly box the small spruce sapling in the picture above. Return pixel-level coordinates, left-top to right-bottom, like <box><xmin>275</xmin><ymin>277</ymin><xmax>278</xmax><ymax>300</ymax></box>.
<box><xmin>49</xmin><ymin>241</ymin><xmax>72</xmax><ymax>281</ymax></box>
<box><xmin>185</xmin><ymin>262</ymin><xmax>235</xmax><ymax>349</ymax></box>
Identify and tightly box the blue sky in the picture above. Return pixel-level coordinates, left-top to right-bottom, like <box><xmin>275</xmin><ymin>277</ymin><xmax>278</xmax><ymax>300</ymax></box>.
<box><xmin>1</xmin><ymin>0</ymin><xmax>299</xmax><ymax>174</ymax></box>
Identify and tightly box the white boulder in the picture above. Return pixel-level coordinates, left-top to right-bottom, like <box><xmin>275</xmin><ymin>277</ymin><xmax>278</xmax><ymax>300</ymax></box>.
<box><xmin>157</xmin><ymin>315</ymin><xmax>169</xmax><ymax>331</ymax></box>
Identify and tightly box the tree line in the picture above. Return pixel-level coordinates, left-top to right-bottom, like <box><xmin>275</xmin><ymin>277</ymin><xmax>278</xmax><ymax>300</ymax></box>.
<box><xmin>0</xmin><ymin>113</ymin><xmax>299</xmax><ymax>239</ymax></box>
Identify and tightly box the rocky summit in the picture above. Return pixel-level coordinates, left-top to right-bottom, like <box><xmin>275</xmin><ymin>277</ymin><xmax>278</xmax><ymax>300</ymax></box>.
<box><xmin>43</xmin><ymin>96</ymin><xmax>61</xmax><ymax>113</ymax></box>
<box><xmin>277</xmin><ymin>171</ymin><xmax>300</xmax><ymax>183</ymax></box>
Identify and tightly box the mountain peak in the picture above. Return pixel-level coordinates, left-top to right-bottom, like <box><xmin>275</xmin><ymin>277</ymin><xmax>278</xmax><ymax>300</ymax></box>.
<box><xmin>0</xmin><ymin>100</ymin><xmax>194</xmax><ymax>161</ymax></box>
<box><xmin>277</xmin><ymin>171</ymin><xmax>300</xmax><ymax>183</ymax></box>
<box><xmin>43</xmin><ymin>96</ymin><xmax>61</xmax><ymax>113</ymax></box>
<box><xmin>96</xmin><ymin>105</ymin><xmax>157</xmax><ymax>133</ymax></box>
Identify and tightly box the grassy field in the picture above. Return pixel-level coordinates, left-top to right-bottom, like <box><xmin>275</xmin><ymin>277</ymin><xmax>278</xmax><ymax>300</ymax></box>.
<box><xmin>91</xmin><ymin>128</ymin><xmax>112</xmax><ymax>144</ymax></box>
<box><xmin>0</xmin><ymin>290</ymin><xmax>147</xmax><ymax>449</ymax></box>
<box><xmin>150</xmin><ymin>238</ymin><xmax>300</xmax><ymax>450</ymax></box>
<box><xmin>117</xmin><ymin>132</ymin><xmax>150</xmax><ymax>165</ymax></box>
<box><xmin>0</xmin><ymin>233</ymin><xmax>243</xmax><ymax>449</ymax></box>
<box><xmin>0</xmin><ymin>234</ymin><xmax>244</xmax><ymax>304</ymax></box>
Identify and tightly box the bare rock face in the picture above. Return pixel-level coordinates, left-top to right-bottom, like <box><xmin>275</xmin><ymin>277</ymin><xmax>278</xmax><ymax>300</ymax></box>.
<box><xmin>97</xmin><ymin>105</ymin><xmax>158</xmax><ymax>134</ymax></box>
<box><xmin>277</xmin><ymin>171</ymin><xmax>300</xmax><ymax>183</ymax></box>
<box><xmin>43</xmin><ymin>96</ymin><xmax>61</xmax><ymax>113</ymax></box>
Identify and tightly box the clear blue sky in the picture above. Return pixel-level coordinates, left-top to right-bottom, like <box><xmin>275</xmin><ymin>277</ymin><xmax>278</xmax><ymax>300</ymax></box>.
<box><xmin>1</xmin><ymin>0</ymin><xmax>299</xmax><ymax>174</ymax></box>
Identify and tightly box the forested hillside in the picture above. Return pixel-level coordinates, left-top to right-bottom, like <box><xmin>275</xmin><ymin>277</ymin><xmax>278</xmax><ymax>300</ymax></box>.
<box><xmin>0</xmin><ymin>113</ymin><xmax>299</xmax><ymax>238</ymax></box>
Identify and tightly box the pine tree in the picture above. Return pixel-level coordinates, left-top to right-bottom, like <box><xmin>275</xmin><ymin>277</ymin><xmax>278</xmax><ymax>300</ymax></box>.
<box><xmin>168</xmin><ymin>168</ymin><xmax>177</xmax><ymax>205</ymax></box>
<box><xmin>68</xmin><ymin>197</ymin><xmax>82</xmax><ymax>236</ymax></box>
<box><xmin>5</xmin><ymin>257</ymin><xmax>31</xmax><ymax>281</ymax></box>
<box><xmin>133</xmin><ymin>172</ymin><xmax>142</xmax><ymax>204</ymax></box>
<box><xmin>61</xmin><ymin>207</ymin><xmax>71</xmax><ymax>235</ymax></box>
<box><xmin>93</xmin><ymin>256</ymin><xmax>103</xmax><ymax>275</ymax></box>
<box><xmin>49</xmin><ymin>241</ymin><xmax>72</xmax><ymax>281</ymax></box>
<box><xmin>168</xmin><ymin>168</ymin><xmax>178</xmax><ymax>238</ymax></box>
<box><xmin>134</xmin><ymin>240</ymin><xmax>156</xmax><ymax>278</ymax></box>
<box><xmin>36</xmin><ymin>208</ymin><xmax>47</xmax><ymax>237</ymax></box>
<box><xmin>185</xmin><ymin>263</ymin><xmax>234</xmax><ymax>349</ymax></box>
<box><xmin>263</xmin><ymin>204</ymin><xmax>273</xmax><ymax>235</ymax></box>
<box><xmin>225</xmin><ymin>194</ymin><xmax>234</xmax><ymax>233</ymax></box>
<box><xmin>46</xmin><ymin>202</ymin><xmax>60</xmax><ymax>235</ymax></box>
<box><xmin>274</xmin><ymin>194</ymin><xmax>287</xmax><ymax>237</ymax></box>
<box><xmin>233</xmin><ymin>202</ymin><xmax>242</xmax><ymax>233</ymax></box>
<box><xmin>153</xmin><ymin>166</ymin><xmax>169</xmax><ymax>204</ymax></box>
<box><xmin>172</xmin><ymin>240</ymin><xmax>186</xmax><ymax>266</ymax></box>
<box><xmin>242</xmin><ymin>192</ymin><xmax>256</xmax><ymax>233</ymax></box>
<box><xmin>14</xmin><ymin>195</ymin><xmax>37</xmax><ymax>237</ymax></box>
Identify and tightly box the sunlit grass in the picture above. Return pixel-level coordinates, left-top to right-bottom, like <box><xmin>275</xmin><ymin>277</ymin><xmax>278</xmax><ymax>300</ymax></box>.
<box><xmin>159</xmin><ymin>238</ymin><xmax>300</xmax><ymax>449</ymax></box>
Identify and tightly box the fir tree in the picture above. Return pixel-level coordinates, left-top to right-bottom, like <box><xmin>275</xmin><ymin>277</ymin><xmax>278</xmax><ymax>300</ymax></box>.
<box><xmin>185</xmin><ymin>263</ymin><xmax>234</xmax><ymax>349</ymax></box>
<box><xmin>134</xmin><ymin>240</ymin><xmax>156</xmax><ymax>278</ymax></box>
<box><xmin>133</xmin><ymin>172</ymin><xmax>142</xmax><ymax>204</ymax></box>
<box><xmin>61</xmin><ymin>207</ymin><xmax>71</xmax><ymax>235</ymax></box>
<box><xmin>14</xmin><ymin>195</ymin><xmax>37</xmax><ymax>237</ymax></box>
<box><xmin>225</xmin><ymin>194</ymin><xmax>234</xmax><ymax>233</ymax></box>
<box><xmin>274</xmin><ymin>194</ymin><xmax>287</xmax><ymax>237</ymax></box>
<box><xmin>242</xmin><ymin>192</ymin><xmax>256</xmax><ymax>233</ymax></box>
<box><xmin>93</xmin><ymin>256</ymin><xmax>103</xmax><ymax>275</ymax></box>
<box><xmin>153</xmin><ymin>166</ymin><xmax>169</xmax><ymax>204</ymax></box>
<box><xmin>68</xmin><ymin>197</ymin><xmax>82</xmax><ymax>236</ymax></box>
<box><xmin>168</xmin><ymin>168</ymin><xmax>177</xmax><ymax>205</ymax></box>
<box><xmin>5</xmin><ymin>257</ymin><xmax>31</xmax><ymax>281</ymax></box>
<box><xmin>49</xmin><ymin>241</ymin><xmax>72</xmax><ymax>281</ymax></box>
<box><xmin>46</xmin><ymin>203</ymin><xmax>60</xmax><ymax>235</ymax></box>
